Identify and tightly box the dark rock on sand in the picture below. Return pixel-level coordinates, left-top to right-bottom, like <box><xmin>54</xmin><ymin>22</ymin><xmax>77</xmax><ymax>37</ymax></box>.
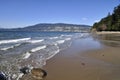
<box><xmin>20</xmin><ymin>66</ymin><xmax>31</xmax><ymax>74</ymax></box>
<box><xmin>81</xmin><ymin>63</ymin><xmax>85</xmax><ymax>66</ymax></box>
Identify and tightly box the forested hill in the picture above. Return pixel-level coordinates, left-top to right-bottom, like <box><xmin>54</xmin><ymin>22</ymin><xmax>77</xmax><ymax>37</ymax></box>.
<box><xmin>0</xmin><ymin>23</ymin><xmax>91</xmax><ymax>32</ymax></box>
<box><xmin>92</xmin><ymin>4</ymin><xmax>120</xmax><ymax>31</ymax></box>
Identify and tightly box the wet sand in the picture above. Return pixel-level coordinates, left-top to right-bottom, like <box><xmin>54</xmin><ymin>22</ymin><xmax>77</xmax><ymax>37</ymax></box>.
<box><xmin>44</xmin><ymin>34</ymin><xmax>120</xmax><ymax>80</ymax></box>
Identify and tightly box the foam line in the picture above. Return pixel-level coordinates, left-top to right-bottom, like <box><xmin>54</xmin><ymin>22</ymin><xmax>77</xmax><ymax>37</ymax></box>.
<box><xmin>0</xmin><ymin>38</ymin><xmax>31</xmax><ymax>44</ymax></box>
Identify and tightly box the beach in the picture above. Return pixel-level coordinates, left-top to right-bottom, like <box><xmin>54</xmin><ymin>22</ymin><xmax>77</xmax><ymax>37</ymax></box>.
<box><xmin>44</xmin><ymin>33</ymin><xmax>120</xmax><ymax>80</ymax></box>
<box><xmin>1</xmin><ymin>31</ymin><xmax>120</xmax><ymax>80</ymax></box>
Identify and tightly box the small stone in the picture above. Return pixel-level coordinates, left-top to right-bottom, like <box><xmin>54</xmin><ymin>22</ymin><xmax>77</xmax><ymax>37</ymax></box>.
<box><xmin>12</xmin><ymin>74</ymin><xmax>17</xmax><ymax>79</ymax></box>
<box><xmin>81</xmin><ymin>63</ymin><xmax>85</xmax><ymax>66</ymax></box>
<box><xmin>20</xmin><ymin>66</ymin><xmax>31</xmax><ymax>74</ymax></box>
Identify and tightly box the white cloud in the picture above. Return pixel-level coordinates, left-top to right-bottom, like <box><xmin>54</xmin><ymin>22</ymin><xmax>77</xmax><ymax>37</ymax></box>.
<box><xmin>82</xmin><ymin>17</ymin><xmax>88</xmax><ymax>21</ymax></box>
<box><xmin>94</xmin><ymin>20</ymin><xmax>100</xmax><ymax>23</ymax></box>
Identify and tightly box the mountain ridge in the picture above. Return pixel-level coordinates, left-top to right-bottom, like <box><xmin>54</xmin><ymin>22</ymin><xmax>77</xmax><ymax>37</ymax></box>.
<box><xmin>0</xmin><ymin>23</ymin><xmax>91</xmax><ymax>32</ymax></box>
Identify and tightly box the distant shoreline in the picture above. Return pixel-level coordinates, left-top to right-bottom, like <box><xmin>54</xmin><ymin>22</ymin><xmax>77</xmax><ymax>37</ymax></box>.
<box><xmin>95</xmin><ymin>31</ymin><xmax>120</xmax><ymax>34</ymax></box>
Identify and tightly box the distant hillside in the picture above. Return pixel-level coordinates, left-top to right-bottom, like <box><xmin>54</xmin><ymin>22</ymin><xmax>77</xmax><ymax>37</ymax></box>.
<box><xmin>0</xmin><ymin>23</ymin><xmax>91</xmax><ymax>32</ymax></box>
<box><xmin>92</xmin><ymin>4</ymin><xmax>120</xmax><ymax>31</ymax></box>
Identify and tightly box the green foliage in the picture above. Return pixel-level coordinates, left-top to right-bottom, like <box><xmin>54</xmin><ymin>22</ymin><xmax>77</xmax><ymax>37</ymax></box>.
<box><xmin>92</xmin><ymin>4</ymin><xmax>120</xmax><ymax>31</ymax></box>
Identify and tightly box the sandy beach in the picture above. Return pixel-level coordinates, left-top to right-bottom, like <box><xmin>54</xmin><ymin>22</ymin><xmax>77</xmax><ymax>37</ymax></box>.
<box><xmin>96</xmin><ymin>31</ymin><xmax>120</xmax><ymax>35</ymax></box>
<box><xmin>44</xmin><ymin>33</ymin><xmax>120</xmax><ymax>80</ymax></box>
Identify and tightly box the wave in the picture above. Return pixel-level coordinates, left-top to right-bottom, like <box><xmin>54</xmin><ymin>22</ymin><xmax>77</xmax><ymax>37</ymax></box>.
<box><xmin>0</xmin><ymin>44</ymin><xmax>21</xmax><ymax>51</ymax></box>
<box><xmin>23</xmin><ymin>52</ymin><xmax>31</xmax><ymax>59</ymax></box>
<box><xmin>22</xmin><ymin>45</ymin><xmax>47</xmax><ymax>59</ymax></box>
<box><xmin>46</xmin><ymin>49</ymin><xmax>60</xmax><ymax>60</ymax></box>
<box><xmin>30</xmin><ymin>45</ymin><xmax>47</xmax><ymax>52</ymax></box>
<box><xmin>65</xmin><ymin>38</ymin><xmax>71</xmax><ymax>41</ymax></box>
<box><xmin>49</xmin><ymin>37</ymin><xmax>58</xmax><ymax>39</ymax></box>
<box><xmin>28</xmin><ymin>39</ymin><xmax>44</xmax><ymax>44</ymax></box>
<box><xmin>60</xmin><ymin>34</ymin><xmax>73</xmax><ymax>37</ymax></box>
<box><xmin>0</xmin><ymin>46</ymin><xmax>14</xmax><ymax>51</ymax></box>
<box><xmin>0</xmin><ymin>38</ymin><xmax>31</xmax><ymax>45</ymax></box>
<box><xmin>56</xmin><ymin>40</ymin><xmax>65</xmax><ymax>44</ymax></box>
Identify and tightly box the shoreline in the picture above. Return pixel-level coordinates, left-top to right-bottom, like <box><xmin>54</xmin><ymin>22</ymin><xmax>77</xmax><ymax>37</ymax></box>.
<box><xmin>44</xmin><ymin>34</ymin><xmax>120</xmax><ymax>80</ymax></box>
<box><xmin>95</xmin><ymin>31</ymin><xmax>120</xmax><ymax>34</ymax></box>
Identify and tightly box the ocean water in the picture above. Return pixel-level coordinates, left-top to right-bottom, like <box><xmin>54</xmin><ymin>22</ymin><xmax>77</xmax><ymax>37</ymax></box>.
<box><xmin>0</xmin><ymin>31</ymin><xmax>89</xmax><ymax>79</ymax></box>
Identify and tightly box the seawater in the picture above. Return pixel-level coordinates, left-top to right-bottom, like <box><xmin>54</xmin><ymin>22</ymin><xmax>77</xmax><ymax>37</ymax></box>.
<box><xmin>0</xmin><ymin>31</ymin><xmax>89</xmax><ymax>79</ymax></box>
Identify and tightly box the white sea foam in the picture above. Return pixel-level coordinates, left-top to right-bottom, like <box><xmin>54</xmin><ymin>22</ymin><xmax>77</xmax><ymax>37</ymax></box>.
<box><xmin>0</xmin><ymin>38</ymin><xmax>31</xmax><ymax>45</ymax></box>
<box><xmin>23</xmin><ymin>52</ymin><xmax>31</xmax><ymax>59</ymax></box>
<box><xmin>56</xmin><ymin>40</ymin><xmax>65</xmax><ymax>44</ymax></box>
<box><xmin>16</xmin><ymin>73</ymin><xmax>24</xmax><ymax>80</ymax></box>
<box><xmin>0</xmin><ymin>46</ymin><xmax>14</xmax><ymax>51</ymax></box>
<box><xmin>28</xmin><ymin>39</ymin><xmax>44</xmax><ymax>43</ymax></box>
<box><xmin>0</xmin><ymin>44</ymin><xmax>21</xmax><ymax>51</ymax></box>
<box><xmin>30</xmin><ymin>45</ymin><xmax>47</xmax><ymax>52</ymax></box>
<box><xmin>50</xmin><ymin>37</ymin><xmax>58</xmax><ymax>39</ymax></box>
<box><xmin>65</xmin><ymin>38</ymin><xmax>71</xmax><ymax>41</ymax></box>
<box><xmin>60</xmin><ymin>34</ymin><xmax>72</xmax><ymax>37</ymax></box>
<box><xmin>60</xmin><ymin>34</ymin><xmax>64</xmax><ymax>37</ymax></box>
<box><xmin>23</xmin><ymin>45</ymin><xmax>47</xmax><ymax>59</ymax></box>
<box><xmin>46</xmin><ymin>49</ymin><xmax>60</xmax><ymax>60</ymax></box>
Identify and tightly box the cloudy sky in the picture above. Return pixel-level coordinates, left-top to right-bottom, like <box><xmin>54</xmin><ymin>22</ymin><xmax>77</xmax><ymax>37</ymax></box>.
<box><xmin>0</xmin><ymin>0</ymin><xmax>119</xmax><ymax>28</ymax></box>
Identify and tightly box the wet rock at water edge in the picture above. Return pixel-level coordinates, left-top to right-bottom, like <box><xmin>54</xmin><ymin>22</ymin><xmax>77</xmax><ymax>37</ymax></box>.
<box><xmin>20</xmin><ymin>66</ymin><xmax>31</xmax><ymax>74</ymax></box>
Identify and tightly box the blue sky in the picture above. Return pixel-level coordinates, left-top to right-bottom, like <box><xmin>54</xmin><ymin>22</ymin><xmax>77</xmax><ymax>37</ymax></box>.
<box><xmin>0</xmin><ymin>0</ymin><xmax>119</xmax><ymax>28</ymax></box>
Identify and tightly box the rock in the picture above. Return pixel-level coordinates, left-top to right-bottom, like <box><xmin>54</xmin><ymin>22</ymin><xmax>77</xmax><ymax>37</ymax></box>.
<box><xmin>81</xmin><ymin>63</ymin><xmax>85</xmax><ymax>66</ymax></box>
<box><xmin>0</xmin><ymin>71</ymin><xmax>7</xmax><ymax>80</ymax></box>
<box><xmin>31</xmin><ymin>68</ymin><xmax>47</xmax><ymax>80</ymax></box>
<box><xmin>20</xmin><ymin>68</ymin><xmax>47</xmax><ymax>80</ymax></box>
<box><xmin>20</xmin><ymin>66</ymin><xmax>31</xmax><ymax>74</ymax></box>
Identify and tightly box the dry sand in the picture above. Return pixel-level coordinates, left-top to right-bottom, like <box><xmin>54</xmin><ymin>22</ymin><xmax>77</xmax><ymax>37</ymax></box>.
<box><xmin>44</xmin><ymin>34</ymin><xmax>120</xmax><ymax>80</ymax></box>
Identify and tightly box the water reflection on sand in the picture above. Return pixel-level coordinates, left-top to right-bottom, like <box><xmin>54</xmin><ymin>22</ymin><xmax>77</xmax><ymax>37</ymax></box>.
<box><xmin>92</xmin><ymin>34</ymin><xmax>120</xmax><ymax>47</ymax></box>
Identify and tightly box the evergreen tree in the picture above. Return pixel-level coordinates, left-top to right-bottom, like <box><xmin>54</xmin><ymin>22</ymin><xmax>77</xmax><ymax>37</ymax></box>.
<box><xmin>92</xmin><ymin>4</ymin><xmax>120</xmax><ymax>31</ymax></box>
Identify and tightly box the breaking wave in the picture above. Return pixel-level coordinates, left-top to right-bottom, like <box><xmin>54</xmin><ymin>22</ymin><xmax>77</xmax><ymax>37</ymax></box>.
<box><xmin>0</xmin><ymin>38</ymin><xmax>31</xmax><ymax>44</ymax></box>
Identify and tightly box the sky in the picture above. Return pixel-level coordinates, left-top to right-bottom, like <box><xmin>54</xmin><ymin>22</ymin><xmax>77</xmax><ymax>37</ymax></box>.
<box><xmin>0</xmin><ymin>0</ymin><xmax>119</xmax><ymax>28</ymax></box>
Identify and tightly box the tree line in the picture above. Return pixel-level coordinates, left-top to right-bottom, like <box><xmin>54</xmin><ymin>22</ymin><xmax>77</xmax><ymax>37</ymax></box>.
<box><xmin>92</xmin><ymin>4</ymin><xmax>120</xmax><ymax>31</ymax></box>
